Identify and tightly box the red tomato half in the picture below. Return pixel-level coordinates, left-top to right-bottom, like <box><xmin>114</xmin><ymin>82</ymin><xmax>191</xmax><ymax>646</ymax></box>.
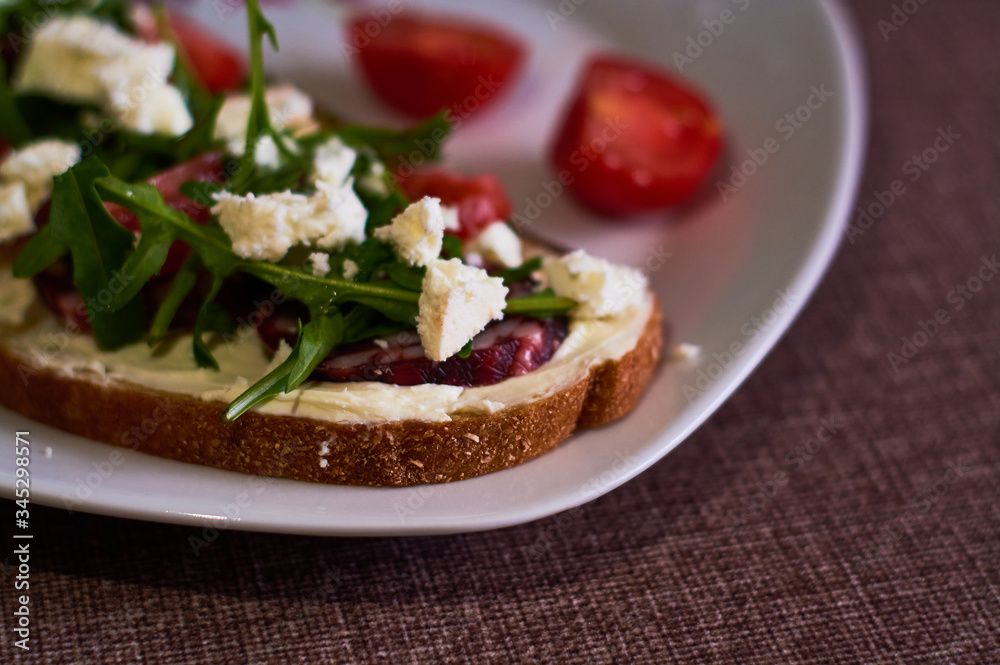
<box><xmin>169</xmin><ymin>14</ymin><xmax>246</xmax><ymax>94</ymax></box>
<box><xmin>399</xmin><ymin>170</ymin><xmax>512</xmax><ymax>240</ymax></box>
<box><xmin>551</xmin><ymin>55</ymin><xmax>723</xmax><ymax>217</ymax></box>
<box><xmin>107</xmin><ymin>152</ymin><xmax>224</xmax><ymax>276</ymax></box>
<box><xmin>350</xmin><ymin>12</ymin><xmax>525</xmax><ymax>119</ymax></box>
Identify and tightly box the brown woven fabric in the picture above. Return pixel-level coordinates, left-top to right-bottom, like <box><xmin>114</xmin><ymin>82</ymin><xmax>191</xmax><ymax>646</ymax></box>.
<box><xmin>2</xmin><ymin>0</ymin><xmax>999</xmax><ymax>662</ymax></box>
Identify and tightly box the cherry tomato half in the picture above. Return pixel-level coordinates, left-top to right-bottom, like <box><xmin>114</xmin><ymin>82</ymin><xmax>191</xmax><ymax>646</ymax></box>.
<box><xmin>350</xmin><ymin>12</ymin><xmax>526</xmax><ymax>119</ymax></box>
<box><xmin>399</xmin><ymin>170</ymin><xmax>512</xmax><ymax>240</ymax></box>
<box><xmin>551</xmin><ymin>55</ymin><xmax>723</xmax><ymax>217</ymax></box>
<box><xmin>169</xmin><ymin>14</ymin><xmax>246</xmax><ymax>94</ymax></box>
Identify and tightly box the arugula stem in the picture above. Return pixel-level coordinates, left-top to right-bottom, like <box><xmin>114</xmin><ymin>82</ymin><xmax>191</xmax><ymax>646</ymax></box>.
<box><xmin>148</xmin><ymin>253</ymin><xmax>201</xmax><ymax>343</ymax></box>
<box><xmin>222</xmin><ymin>362</ymin><xmax>293</xmax><ymax>422</ymax></box>
<box><xmin>241</xmin><ymin>261</ymin><xmax>421</xmax><ymax>304</ymax></box>
<box><xmin>504</xmin><ymin>295</ymin><xmax>577</xmax><ymax>315</ymax></box>
<box><xmin>230</xmin><ymin>0</ymin><xmax>302</xmax><ymax>192</ymax></box>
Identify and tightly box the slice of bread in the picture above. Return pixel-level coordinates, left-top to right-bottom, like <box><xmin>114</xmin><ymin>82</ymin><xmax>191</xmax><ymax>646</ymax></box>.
<box><xmin>0</xmin><ymin>246</ymin><xmax>664</xmax><ymax>487</ymax></box>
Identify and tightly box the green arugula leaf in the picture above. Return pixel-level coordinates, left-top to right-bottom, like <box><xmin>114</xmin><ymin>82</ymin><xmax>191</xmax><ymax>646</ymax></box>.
<box><xmin>229</xmin><ymin>0</ymin><xmax>303</xmax><ymax>192</ymax></box>
<box><xmin>180</xmin><ymin>180</ymin><xmax>223</xmax><ymax>205</ymax></box>
<box><xmin>44</xmin><ymin>157</ymin><xmax>144</xmax><ymax>349</ymax></box>
<box><xmin>95</xmin><ymin>174</ymin><xmax>242</xmax><ymax>276</ymax></box>
<box><xmin>504</xmin><ymin>290</ymin><xmax>577</xmax><ymax>318</ymax></box>
<box><xmin>285</xmin><ymin>309</ymin><xmax>344</xmax><ymax>389</ymax></box>
<box><xmin>222</xmin><ymin>334</ymin><xmax>300</xmax><ymax>423</ymax></box>
<box><xmin>344</xmin><ymin>238</ymin><xmax>395</xmax><ymax>282</ymax></box>
<box><xmin>236</xmin><ymin>157</ymin><xmax>310</xmax><ymax>196</ymax></box>
<box><xmin>359</xmin><ymin>186</ymin><xmax>407</xmax><ymax>232</ymax></box>
<box><xmin>334</xmin><ymin>112</ymin><xmax>452</xmax><ymax>166</ymax></box>
<box><xmin>12</xmin><ymin>225</ymin><xmax>67</xmax><ymax>279</ymax></box>
<box><xmin>0</xmin><ymin>59</ymin><xmax>32</xmax><ymax>146</ymax></box>
<box><xmin>341</xmin><ymin>306</ymin><xmax>409</xmax><ymax>344</ymax></box>
<box><xmin>99</xmin><ymin>212</ymin><xmax>174</xmax><ymax>312</ymax></box>
<box><xmin>149</xmin><ymin>253</ymin><xmax>201</xmax><ymax>343</ymax></box>
<box><xmin>495</xmin><ymin>257</ymin><xmax>543</xmax><ymax>286</ymax></box>
<box><xmin>441</xmin><ymin>234</ymin><xmax>463</xmax><ymax>260</ymax></box>
<box><xmin>385</xmin><ymin>262</ymin><xmax>425</xmax><ymax>292</ymax></box>
<box><xmin>223</xmin><ymin>309</ymin><xmax>343</xmax><ymax>422</ymax></box>
<box><xmin>346</xmin><ymin>295</ymin><xmax>418</xmax><ymax>324</ymax></box>
<box><xmin>192</xmin><ymin>273</ymin><xmax>233</xmax><ymax>370</ymax></box>
<box><xmin>457</xmin><ymin>340</ymin><xmax>473</xmax><ymax>359</ymax></box>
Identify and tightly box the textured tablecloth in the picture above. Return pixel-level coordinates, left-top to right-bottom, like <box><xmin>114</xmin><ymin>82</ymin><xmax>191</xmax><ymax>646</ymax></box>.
<box><xmin>3</xmin><ymin>0</ymin><xmax>999</xmax><ymax>663</ymax></box>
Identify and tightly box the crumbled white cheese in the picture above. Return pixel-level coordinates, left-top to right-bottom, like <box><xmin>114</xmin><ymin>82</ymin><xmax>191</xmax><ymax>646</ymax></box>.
<box><xmin>214</xmin><ymin>85</ymin><xmax>315</xmax><ymax>160</ymax></box>
<box><xmin>1</xmin><ymin>139</ymin><xmax>82</xmax><ymax>210</ymax></box>
<box><xmin>417</xmin><ymin>258</ymin><xmax>508</xmax><ymax>361</ymax></box>
<box><xmin>212</xmin><ymin>182</ymin><xmax>367</xmax><ymax>262</ymax></box>
<box><xmin>250</xmin><ymin>136</ymin><xmax>281</xmax><ymax>171</ymax></box>
<box><xmin>357</xmin><ymin>160</ymin><xmax>389</xmax><ymax>196</ymax></box>
<box><xmin>0</xmin><ymin>182</ymin><xmax>34</xmax><ymax>242</ymax></box>
<box><xmin>0</xmin><ymin>139</ymin><xmax>81</xmax><ymax>240</ymax></box>
<box><xmin>308</xmin><ymin>252</ymin><xmax>331</xmax><ymax>277</ymax></box>
<box><xmin>212</xmin><ymin>190</ymin><xmax>313</xmax><ymax>262</ymax></box>
<box><xmin>310</xmin><ymin>180</ymin><xmax>368</xmax><ymax>250</ymax></box>
<box><xmin>543</xmin><ymin>249</ymin><xmax>648</xmax><ymax>319</ymax></box>
<box><xmin>342</xmin><ymin>259</ymin><xmax>360</xmax><ymax>280</ymax></box>
<box><xmin>441</xmin><ymin>205</ymin><xmax>461</xmax><ymax>232</ymax></box>
<box><xmin>313</xmin><ymin>137</ymin><xmax>357</xmax><ymax>187</ymax></box>
<box><xmin>13</xmin><ymin>16</ymin><xmax>192</xmax><ymax>137</ymax></box>
<box><xmin>101</xmin><ymin>73</ymin><xmax>194</xmax><ymax>138</ymax></box>
<box><xmin>374</xmin><ymin>197</ymin><xmax>445</xmax><ymax>267</ymax></box>
<box><xmin>14</xmin><ymin>16</ymin><xmax>141</xmax><ymax>105</ymax></box>
<box><xmin>469</xmin><ymin>222</ymin><xmax>522</xmax><ymax>268</ymax></box>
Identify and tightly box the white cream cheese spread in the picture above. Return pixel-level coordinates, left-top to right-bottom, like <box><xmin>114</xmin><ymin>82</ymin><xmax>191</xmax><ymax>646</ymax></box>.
<box><xmin>1</xmin><ymin>268</ymin><xmax>652</xmax><ymax>424</ymax></box>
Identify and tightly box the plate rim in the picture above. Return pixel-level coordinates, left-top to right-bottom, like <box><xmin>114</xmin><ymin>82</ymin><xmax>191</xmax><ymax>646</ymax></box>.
<box><xmin>0</xmin><ymin>0</ymin><xmax>869</xmax><ymax>536</ymax></box>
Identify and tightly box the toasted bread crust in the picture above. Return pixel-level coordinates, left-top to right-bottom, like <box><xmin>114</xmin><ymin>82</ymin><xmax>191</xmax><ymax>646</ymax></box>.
<box><xmin>0</xmin><ymin>300</ymin><xmax>663</xmax><ymax>487</ymax></box>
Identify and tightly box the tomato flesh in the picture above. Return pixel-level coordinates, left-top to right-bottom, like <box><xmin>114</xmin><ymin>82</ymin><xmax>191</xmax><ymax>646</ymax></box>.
<box><xmin>350</xmin><ymin>12</ymin><xmax>525</xmax><ymax>119</ymax></box>
<box><xmin>399</xmin><ymin>170</ymin><xmax>512</xmax><ymax>240</ymax></box>
<box><xmin>551</xmin><ymin>55</ymin><xmax>723</xmax><ymax>216</ymax></box>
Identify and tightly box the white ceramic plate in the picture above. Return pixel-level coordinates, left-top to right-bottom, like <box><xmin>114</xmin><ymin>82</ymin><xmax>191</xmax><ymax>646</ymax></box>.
<box><xmin>0</xmin><ymin>0</ymin><xmax>867</xmax><ymax>535</ymax></box>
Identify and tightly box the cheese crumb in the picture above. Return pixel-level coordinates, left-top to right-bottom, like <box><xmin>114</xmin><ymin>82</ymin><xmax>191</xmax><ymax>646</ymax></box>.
<box><xmin>313</xmin><ymin>137</ymin><xmax>357</xmax><ymax>186</ymax></box>
<box><xmin>308</xmin><ymin>252</ymin><xmax>331</xmax><ymax>277</ymax></box>
<box><xmin>469</xmin><ymin>222</ymin><xmax>522</xmax><ymax>268</ymax></box>
<box><xmin>417</xmin><ymin>258</ymin><xmax>508</xmax><ymax>361</ymax></box>
<box><xmin>0</xmin><ymin>139</ymin><xmax>81</xmax><ymax>240</ymax></box>
<box><xmin>212</xmin><ymin>180</ymin><xmax>367</xmax><ymax>262</ymax></box>
<box><xmin>1</xmin><ymin>139</ymin><xmax>82</xmax><ymax>210</ymax></box>
<box><xmin>214</xmin><ymin>84</ymin><xmax>315</xmax><ymax>161</ymax></box>
<box><xmin>14</xmin><ymin>16</ymin><xmax>193</xmax><ymax>137</ymax></box>
<box><xmin>441</xmin><ymin>205</ymin><xmax>461</xmax><ymax>232</ymax></box>
<box><xmin>99</xmin><ymin>59</ymin><xmax>194</xmax><ymax>137</ymax></box>
<box><xmin>543</xmin><ymin>249</ymin><xmax>648</xmax><ymax>319</ymax></box>
<box><xmin>311</xmin><ymin>180</ymin><xmax>368</xmax><ymax>250</ymax></box>
<box><xmin>342</xmin><ymin>259</ymin><xmax>360</xmax><ymax>280</ymax></box>
<box><xmin>374</xmin><ymin>197</ymin><xmax>445</xmax><ymax>267</ymax></box>
<box><xmin>0</xmin><ymin>183</ymin><xmax>34</xmax><ymax>242</ymax></box>
<box><xmin>357</xmin><ymin>160</ymin><xmax>389</xmax><ymax>196</ymax></box>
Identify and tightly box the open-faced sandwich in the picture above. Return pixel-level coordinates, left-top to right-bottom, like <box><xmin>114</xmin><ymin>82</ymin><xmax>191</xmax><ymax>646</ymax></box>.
<box><xmin>0</xmin><ymin>0</ymin><xmax>671</xmax><ymax>487</ymax></box>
